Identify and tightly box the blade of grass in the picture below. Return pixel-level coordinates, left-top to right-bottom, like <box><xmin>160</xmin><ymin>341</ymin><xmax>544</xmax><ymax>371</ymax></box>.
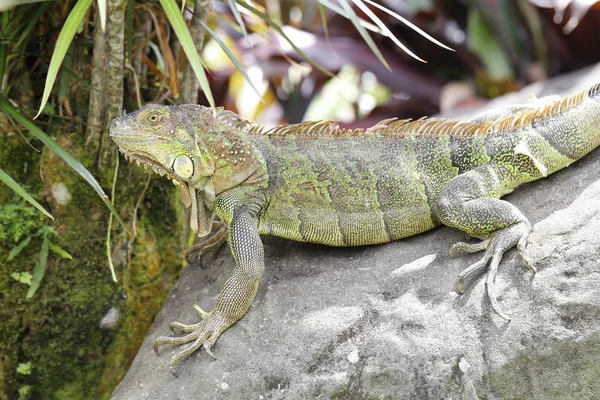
<box><xmin>106</xmin><ymin>149</ymin><xmax>119</xmax><ymax>282</ymax></box>
<box><xmin>214</xmin><ymin>12</ymin><xmax>246</xmax><ymax>35</ymax></box>
<box><xmin>361</xmin><ymin>0</ymin><xmax>454</xmax><ymax>51</ymax></box>
<box><xmin>35</xmin><ymin>0</ymin><xmax>94</xmax><ymax>119</ymax></box>
<box><xmin>0</xmin><ymin>96</ymin><xmax>131</xmax><ymax>235</ymax></box>
<box><xmin>8</xmin><ymin>237</ymin><xmax>32</xmax><ymax>261</ymax></box>
<box><xmin>58</xmin><ymin>48</ymin><xmax>72</xmax><ymax>102</ymax></box>
<box><xmin>4</xmin><ymin>3</ymin><xmax>29</xmax><ymax>31</ymax></box>
<box><xmin>351</xmin><ymin>0</ymin><xmax>426</xmax><ymax>63</ymax></box>
<box><xmin>318</xmin><ymin>2</ymin><xmax>338</xmax><ymax>58</ymax></box>
<box><xmin>46</xmin><ymin>239</ymin><xmax>73</xmax><ymax>259</ymax></box>
<box><xmin>318</xmin><ymin>0</ymin><xmax>381</xmax><ymax>33</ymax></box>
<box><xmin>27</xmin><ymin>237</ymin><xmax>49</xmax><ymax>298</ymax></box>
<box><xmin>5</xmin><ymin>112</ymin><xmax>39</xmax><ymax>151</ymax></box>
<box><xmin>318</xmin><ymin>3</ymin><xmax>330</xmax><ymax>41</ymax></box>
<box><xmin>1</xmin><ymin>6</ymin><xmax>8</xmax><ymax>26</ymax></box>
<box><xmin>0</xmin><ymin>168</ymin><xmax>53</xmax><ymax>220</ymax></box>
<box><xmin>337</xmin><ymin>0</ymin><xmax>390</xmax><ymax>70</ymax></box>
<box><xmin>201</xmin><ymin>21</ymin><xmax>264</xmax><ymax>103</ymax></box>
<box><xmin>227</xmin><ymin>0</ymin><xmax>250</xmax><ymax>46</ymax></box>
<box><xmin>15</xmin><ymin>2</ymin><xmax>51</xmax><ymax>49</ymax></box>
<box><xmin>0</xmin><ymin>40</ymin><xmax>6</xmax><ymax>86</ymax></box>
<box><xmin>237</xmin><ymin>0</ymin><xmax>334</xmax><ymax>77</ymax></box>
<box><xmin>159</xmin><ymin>0</ymin><xmax>215</xmax><ymax>108</ymax></box>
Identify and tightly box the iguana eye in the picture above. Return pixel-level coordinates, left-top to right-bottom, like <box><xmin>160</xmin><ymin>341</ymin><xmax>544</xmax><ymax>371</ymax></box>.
<box><xmin>147</xmin><ymin>112</ymin><xmax>161</xmax><ymax>124</ymax></box>
<box><xmin>172</xmin><ymin>155</ymin><xmax>194</xmax><ymax>179</ymax></box>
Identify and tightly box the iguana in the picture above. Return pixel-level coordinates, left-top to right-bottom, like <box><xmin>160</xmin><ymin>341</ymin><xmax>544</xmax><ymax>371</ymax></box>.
<box><xmin>109</xmin><ymin>83</ymin><xmax>600</xmax><ymax>364</ymax></box>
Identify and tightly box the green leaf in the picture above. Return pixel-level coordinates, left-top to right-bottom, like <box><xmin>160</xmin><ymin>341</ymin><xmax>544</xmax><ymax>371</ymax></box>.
<box><xmin>201</xmin><ymin>21</ymin><xmax>264</xmax><ymax>103</ymax></box>
<box><xmin>318</xmin><ymin>3</ymin><xmax>330</xmax><ymax>42</ymax></box>
<box><xmin>361</xmin><ymin>0</ymin><xmax>453</xmax><ymax>52</ymax></box>
<box><xmin>14</xmin><ymin>2</ymin><xmax>51</xmax><ymax>49</ymax></box>
<box><xmin>58</xmin><ymin>48</ymin><xmax>72</xmax><ymax>102</ymax></box>
<box><xmin>0</xmin><ymin>96</ymin><xmax>132</xmax><ymax>235</ymax></box>
<box><xmin>11</xmin><ymin>272</ymin><xmax>33</xmax><ymax>285</ymax></box>
<box><xmin>35</xmin><ymin>0</ymin><xmax>94</xmax><ymax>119</ymax></box>
<box><xmin>0</xmin><ymin>41</ymin><xmax>6</xmax><ymax>86</ymax></box>
<box><xmin>337</xmin><ymin>0</ymin><xmax>390</xmax><ymax>70</ymax></box>
<box><xmin>27</xmin><ymin>237</ymin><xmax>49</xmax><ymax>298</ymax></box>
<box><xmin>351</xmin><ymin>0</ymin><xmax>426</xmax><ymax>63</ymax></box>
<box><xmin>467</xmin><ymin>8</ymin><xmax>513</xmax><ymax>80</ymax></box>
<box><xmin>159</xmin><ymin>0</ymin><xmax>215</xmax><ymax>108</ymax></box>
<box><xmin>227</xmin><ymin>0</ymin><xmax>250</xmax><ymax>45</ymax></box>
<box><xmin>0</xmin><ymin>168</ymin><xmax>53</xmax><ymax>220</ymax></box>
<box><xmin>46</xmin><ymin>238</ymin><xmax>73</xmax><ymax>259</ymax></box>
<box><xmin>18</xmin><ymin>385</ymin><xmax>32</xmax><ymax>400</ymax></box>
<box><xmin>237</xmin><ymin>0</ymin><xmax>334</xmax><ymax>77</ymax></box>
<box><xmin>16</xmin><ymin>362</ymin><xmax>33</xmax><ymax>375</ymax></box>
<box><xmin>8</xmin><ymin>236</ymin><xmax>32</xmax><ymax>261</ymax></box>
<box><xmin>318</xmin><ymin>0</ymin><xmax>380</xmax><ymax>33</ymax></box>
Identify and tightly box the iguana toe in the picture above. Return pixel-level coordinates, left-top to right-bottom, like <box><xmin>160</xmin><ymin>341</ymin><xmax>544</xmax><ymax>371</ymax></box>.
<box><xmin>153</xmin><ymin>310</ymin><xmax>229</xmax><ymax>364</ymax></box>
<box><xmin>168</xmin><ymin>321</ymin><xmax>198</xmax><ymax>333</ymax></box>
<box><xmin>153</xmin><ymin>330</ymin><xmax>200</xmax><ymax>355</ymax></box>
<box><xmin>450</xmin><ymin>237</ymin><xmax>492</xmax><ymax>257</ymax></box>
<box><xmin>456</xmin><ymin>221</ymin><xmax>533</xmax><ymax>320</ymax></box>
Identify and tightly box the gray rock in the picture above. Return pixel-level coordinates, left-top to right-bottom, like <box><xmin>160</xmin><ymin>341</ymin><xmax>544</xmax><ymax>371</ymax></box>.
<box><xmin>112</xmin><ymin>64</ymin><xmax>600</xmax><ymax>400</ymax></box>
<box><xmin>100</xmin><ymin>307</ymin><xmax>121</xmax><ymax>329</ymax></box>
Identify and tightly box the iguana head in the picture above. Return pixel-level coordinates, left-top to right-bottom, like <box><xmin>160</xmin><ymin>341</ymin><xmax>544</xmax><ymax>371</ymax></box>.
<box><xmin>110</xmin><ymin>104</ymin><xmax>217</xmax><ymax>236</ymax></box>
<box><xmin>109</xmin><ymin>104</ymin><xmax>214</xmax><ymax>187</ymax></box>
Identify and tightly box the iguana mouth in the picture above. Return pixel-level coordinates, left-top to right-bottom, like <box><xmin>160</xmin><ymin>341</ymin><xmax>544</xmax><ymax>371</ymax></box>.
<box><xmin>119</xmin><ymin>149</ymin><xmax>195</xmax><ymax>210</ymax></box>
<box><xmin>119</xmin><ymin>149</ymin><xmax>184</xmax><ymax>186</ymax></box>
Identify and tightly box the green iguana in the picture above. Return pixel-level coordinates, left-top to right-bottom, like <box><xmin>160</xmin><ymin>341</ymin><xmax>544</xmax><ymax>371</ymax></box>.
<box><xmin>109</xmin><ymin>83</ymin><xmax>600</xmax><ymax>364</ymax></box>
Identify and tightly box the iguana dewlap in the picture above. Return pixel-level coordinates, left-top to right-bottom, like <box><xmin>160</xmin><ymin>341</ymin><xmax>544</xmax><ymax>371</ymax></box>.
<box><xmin>109</xmin><ymin>84</ymin><xmax>600</xmax><ymax>364</ymax></box>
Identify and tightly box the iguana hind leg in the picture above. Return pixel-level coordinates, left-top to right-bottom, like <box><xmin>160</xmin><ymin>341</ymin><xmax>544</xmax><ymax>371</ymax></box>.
<box><xmin>437</xmin><ymin>164</ymin><xmax>535</xmax><ymax>320</ymax></box>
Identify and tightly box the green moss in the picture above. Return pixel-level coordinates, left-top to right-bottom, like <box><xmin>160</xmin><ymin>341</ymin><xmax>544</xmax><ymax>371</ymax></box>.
<box><xmin>1</xmin><ymin>125</ymin><xmax>186</xmax><ymax>399</ymax></box>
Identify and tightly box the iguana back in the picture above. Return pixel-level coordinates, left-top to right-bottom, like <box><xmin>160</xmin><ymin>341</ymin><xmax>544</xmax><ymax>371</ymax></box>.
<box><xmin>250</xmin><ymin>84</ymin><xmax>600</xmax><ymax>246</ymax></box>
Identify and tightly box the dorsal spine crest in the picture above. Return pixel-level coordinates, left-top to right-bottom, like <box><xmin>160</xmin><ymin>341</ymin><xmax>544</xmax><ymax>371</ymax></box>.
<box><xmin>210</xmin><ymin>84</ymin><xmax>597</xmax><ymax>140</ymax></box>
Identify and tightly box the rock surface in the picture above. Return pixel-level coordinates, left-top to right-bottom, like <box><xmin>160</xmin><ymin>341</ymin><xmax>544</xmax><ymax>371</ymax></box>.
<box><xmin>112</xmin><ymin>65</ymin><xmax>600</xmax><ymax>400</ymax></box>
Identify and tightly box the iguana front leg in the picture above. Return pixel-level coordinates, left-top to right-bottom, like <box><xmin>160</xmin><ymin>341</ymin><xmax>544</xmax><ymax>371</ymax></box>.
<box><xmin>153</xmin><ymin>194</ymin><xmax>264</xmax><ymax>364</ymax></box>
<box><xmin>437</xmin><ymin>164</ymin><xmax>535</xmax><ymax>320</ymax></box>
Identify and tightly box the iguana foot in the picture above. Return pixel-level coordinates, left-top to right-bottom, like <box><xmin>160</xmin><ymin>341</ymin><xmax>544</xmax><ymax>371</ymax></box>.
<box><xmin>153</xmin><ymin>306</ymin><xmax>230</xmax><ymax>364</ymax></box>
<box><xmin>455</xmin><ymin>221</ymin><xmax>535</xmax><ymax>320</ymax></box>
<box><xmin>450</xmin><ymin>236</ymin><xmax>491</xmax><ymax>257</ymax></box>
<box><xmin>185</xmin><ymin>220</ymin><xmax>227</xmax><ymax>266</ymax></box>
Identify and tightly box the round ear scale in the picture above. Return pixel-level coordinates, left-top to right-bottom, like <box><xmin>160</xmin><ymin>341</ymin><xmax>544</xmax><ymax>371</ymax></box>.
<box><xmin>173</xmin><ymin>155</ymin><xmax>194</xmax><ymax>179</ymax></box>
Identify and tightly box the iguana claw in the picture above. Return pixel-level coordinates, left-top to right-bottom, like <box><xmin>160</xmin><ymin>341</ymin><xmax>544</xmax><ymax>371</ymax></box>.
<box><xmin>453</xmin><ymin>221</ymin><xmax>535</xmax><ymax>321</ymax></box>
<box><xmin>450</xmin><ymin>237</ymin><xmax>492</xmax><ymax>257</ymax></box>
<box><xmin>153</xmin><ymin>310</ymin><xmax>229</xmax><ymax>364</ymax></box>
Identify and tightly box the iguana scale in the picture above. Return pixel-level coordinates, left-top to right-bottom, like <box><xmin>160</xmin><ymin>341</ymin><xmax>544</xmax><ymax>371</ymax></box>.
<box><xmin>110</xmin><ymin>83</ymin><xmax>600</xmax><ymax>364</ymax></box>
